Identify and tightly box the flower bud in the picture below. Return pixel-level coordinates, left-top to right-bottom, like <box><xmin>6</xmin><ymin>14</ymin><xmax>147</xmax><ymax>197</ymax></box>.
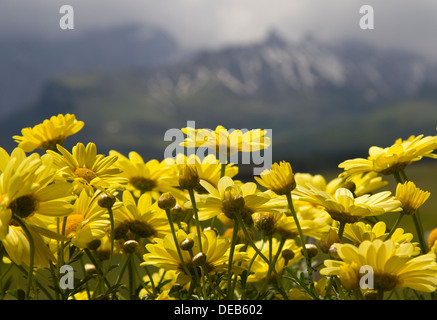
<box><xmin>302</xmin><ymin>243</ymin><xmax>318</xmax><ymax>259</ymax></box>
<box><xmin>158</xmin><ymin>192</ymin><xmax>176</xmax><ymax>210</ymax></box>
<box><xmin>281</xmin><ymin>249</ymin><xmax>295</xmax><ymax>262</ymax></box>
<box><xmin>328</xmin><ymin>244</ymin><xmax>340</xmax><ymax>259</ymax></box>
<box><xmin>97</xmin><ymin>193</ymin><xmax>116</xmax><ymax>209</ymax></box>
<box><xmin>179</xmin><ymin>165</ymin><xmax>200</xmax><ymax>190</ymax></box>
<box><xmin>84</xmin><ymin>263</ymin><xmax>98</xmax><ymax>275</ymax></box>
<box><xmin>180</xmin><ymin>238</ymin><xmax>195</xmax><ymax>251</ymax></box>
<box><xmin>203</xmin><ymin>227</ymin><xmax>219</xmax><ymax>236</ymax></box>
<box><xmin>253</xmin><ymin>213</ymin><xmax>276</xmax><ymax>236</ymax></box>
<box><xmin>222</xmin><ymin>188</ymin><xmax>245</xmax><ymax>220</ymax></box>
<box><xmin>319</xmin><ymin>229</ymin><xmax>341</xmax><ymax>254</ymax></box>
<box><xmin>122</xmin><ymin>240</ymin><xmax>139</xmax><ymax>254</ymax></box>
<box><xmin>192</xmin><ymin>252</ymin><xmax>207</xmax><ymax>266</ymax></box>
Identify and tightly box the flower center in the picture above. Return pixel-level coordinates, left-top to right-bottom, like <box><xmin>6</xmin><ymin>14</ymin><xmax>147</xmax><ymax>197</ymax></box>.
<box><xmin>129</xmin><ymin>177</ymin><xmax>156</xmax><ymax>193</ymax></box>
<box><xmin>64</xmin><ymin>214</ymin><xmax>85</xmax><ymax>237</ymax></box>
<box><xmin>8</xmin><ymin>195</ymin><xmax>39</xmax><ymax>218</ymax></box>
<box><xmin>328</xmin><ymin>210</ymin><xmax>362</xmax><ymax>223</ymax></box>
<box><xmin>374</xmin><ymin>273</ymin><xmax>399</xmax><ymax>291</ymax></box>
<box><xmin>39</xmin><ymin>137</ymin><xmax>66</xmax><ymax>152</ymax></box>
<box><xmin>128</xmin><ymin>220</ymin><xmax>157</xmax><ymax>239</ymax></box>
<box><xmin>74</xmin><ymin>167</ymin><xmax>97</xmax><ymax>183</ymax></box>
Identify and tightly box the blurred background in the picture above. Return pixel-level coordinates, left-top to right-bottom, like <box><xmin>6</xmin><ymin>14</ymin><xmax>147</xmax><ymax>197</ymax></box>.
<box><xmin>1</xmin><ymin>0</ymin><xmax>437</xmax><ymax>176</ymax></box>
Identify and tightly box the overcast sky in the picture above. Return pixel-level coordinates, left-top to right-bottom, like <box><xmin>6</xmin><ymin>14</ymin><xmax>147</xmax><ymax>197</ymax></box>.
<box><xmin>1</xmin><ymin>1</ymin><xmax>437</xmax><ymax>60</ymax></box>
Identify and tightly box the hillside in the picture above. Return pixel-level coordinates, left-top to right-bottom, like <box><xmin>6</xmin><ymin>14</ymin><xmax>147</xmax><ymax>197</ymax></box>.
<box><xmin>2</xmin><ymin>31</ymin><xmax>437</xmax><ymax>174</ymax></box>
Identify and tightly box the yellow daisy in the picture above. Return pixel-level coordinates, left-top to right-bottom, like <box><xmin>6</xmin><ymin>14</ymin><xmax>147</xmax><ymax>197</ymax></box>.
<box><xmin>343</xmin><ymin>221</ymin><xmax>420</xmax><ymax>255</ymax></box>
<box><xmin>0</xmin><ymin>149</ymin><xmax>76</xmax><ymax>239</ymax></box>
<box><xmin>395</xmin><ymin>181</ymin><xmax>430</xmax><ymax>215</ymax></box>
<box><xmin>180</xmin><ymin>125</ymin><xmax>271</xmax><ymax>156</ymax></box>
<box><xmin>255</xmin><ymin>161</ymin><xmax>296</xmax><ymax>195</ymax></box>
<box><xmin>175</xmin><ymin>153</ymin><xmax>238</xmax><ymax>193</ymax></box>
<box><xmin>109</xmin><ymin>150</ymin><xmax>184</xmax><ymax>200</ymax></box>
<box><xmin>59</xmin><ymin>190</ymin><xmax>122</xmax><ymax>248</ymax></box>
<box><xmin>321</xmin><ymin>239</ymin><xmax>437</xmax><ymax>293</ymax></box>
<box><xmin>1</xmin><ymin>224</ymin><xmax>56</xmax><ymax>268</ymax></box>
<box><xmin>141</xmin><ymin>229</ymin><xmax>248</xmax><ymax>283</ymax></box>
<box><xmin>246</xmin><ymin>238</ymin><xmax>303</xmax><ymax>283</ymax></box>
<box><xmin>48</xmin><ymin>142</ymin><xmax>128</xmax><ymax>195</ymax></box>
<box><xmin>293</xmin><ymin>184</ymin><xmax>402</xmax><ymax>223</ymax></box>
<box><xmin>339</xmin><ymin>134</ymin><xmax>437</xmax><ymax>177</ymax></box>
<box><xmin>13</xmin><ymin>114</ymin><xmax>84</xmax><ymax>152</ymax></box>
<box><xmin>252</xmin><ymin>211</ymin><xmax>328</xmax><ymax>240</ymax></box>
<box><xmin>194</xmin><ymin>176</ymin><xmax>284</xmax><ymax>222</ymax></box>
<box><xmin>112</xmin><ymin>190</ymin><xmax>172</xmax><ymax>242</ymax></box>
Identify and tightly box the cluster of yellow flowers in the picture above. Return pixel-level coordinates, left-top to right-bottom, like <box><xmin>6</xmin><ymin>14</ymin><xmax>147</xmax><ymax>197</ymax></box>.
<box><xmin>1</xmin><ymin>113</ymin><xmax>437</xmax><ymax>300</ymax></box>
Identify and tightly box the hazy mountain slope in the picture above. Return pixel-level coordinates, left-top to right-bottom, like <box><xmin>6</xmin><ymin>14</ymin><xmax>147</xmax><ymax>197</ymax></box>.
<box><xmin>2</xmin><ymin>31</ymin><xmax>436</xmax><ymax>172</ymax></box>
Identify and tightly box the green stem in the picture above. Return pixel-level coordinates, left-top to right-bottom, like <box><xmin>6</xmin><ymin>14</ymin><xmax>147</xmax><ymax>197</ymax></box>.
<box><xmin>220</xmin><ymin>163</ymin><xmax>226</xmax><ymax>178</ymax></box>
<box><xmin>234</xmin><ymin>211</ymin><xmax>287</xmax><ymax>298</ymax></box>
<box><xmin>227</xmin><ymin>218</ymin><xmax>239</xmax><ymax>300</ymax></box>
<box><xmin>338</xmin><ymin>221</ymin><xmax>346</xmax><ymax>240</ymax></box>
<box><xmin>256</xmin><ymin>237</ymin><xmax>286</xmax><ymax>299</ymax></box>
<box><xmin>135</xmin><ymin>252</ymin><xmax>157</xmax><ymax>297</ymax></box>
<box><xmin>285</xmin><ymin>193</ymin><xmax>313</xmax><ymax>286</ymax></box>
<box><xmin>385</xmin><ymin>212</ymin><xmax>405</xmax><ymax>240</ymax></box>
<box><xmin>188</xmin><ymin>188</ymin><xmax>203</xmax><ymax>253</ymax></box>
<box><xmin>84</xmin><ymin>249</ymin><xmax>112</xmax><ymax>292</ymax></box>
<box><xmin>412</xmin><ymin>212</ymin><xmax>428</xmax><ymax>253</ymax></box>
<box><xmin>13</xmin><ymin>216</ymin><xmax>34</xmax><ymax>300</ymax></box>
<box><xmin>104</xmin><ymin>206</ymin><xmax>115</xmax><ymax>277</ymax></box>
<box><xmin>164</xmin><ymin>209</ymin><xmax>192</xmax><ymax>283</ymax></box>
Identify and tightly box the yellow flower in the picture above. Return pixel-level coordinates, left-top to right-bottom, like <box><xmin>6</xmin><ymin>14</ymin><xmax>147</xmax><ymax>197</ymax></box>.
<box><xmin>1</xmin><ymin>224</ymin><xmax>56</xmax><ymax>268</ymax></box>
<box><xmin>113</xmin><ymin>190</ymin><xmax>172</xmax><ymax>241</ymax></box>
<box><xmin>246</xmin><ymin>238</ymin><xmax>303</xmax><ymax>283</ymax></box>
<box><xmin>293</xmin><ymin>184</ymin><xmax>402</xmax><ymax>223</ymax></box>
<box><xmin>175</xmin><ymin>154</ymin><xmax>238</xmax><ymax>193</ymax></box>
<box><xmin>321</xmin><ymin>239</ymin><xmax>437</xmax><ymax>293</ymax></box>
<box><xmin>195</xmin><ymin>176</ymin><xmax>283</xmax><ymax>222</ymax></box>
<box><xmin>428</xmin><ymin>228</ymin><xmax>437</xmax><ymax>252</ymax></box>
<box><xmin>344</xmin><ymin>221</ymin><xmax>420</xmax><ymax>255</ymax></box>
<box><xmin>48</xmin><ymin>143</ymin><xmax>128</xmax><ymax>195</ymax></box>
<box><xmin>253</xmin><ymin>211</ymin><xmax>328</xmax><ymax>240</ymax></box>
<box><xmin>0</xmin><ymin>149</ymin><xmax>76</xmax><ymax>239</ymax></box>
<box><xmin>13</xmin><ymin>114</ymin><xmax>84</xmax><ymax>152</ymax></box>
<box><xmin>339</xmin><ymin>135</ymin><xmax>437</xmax><ymax>177</ymax></box>
<box><xmin>140</xmin><ymin>269</ymin><xmax>178</xmax><ymax>299</ymax></box>
<box><xmin>255</xmin><ymin>161</ymin><xmax>296</xmax><ymax>195</ymax></box>
<box><xmin>109</xmin><ymin>150</ymin><xmax>184</xmax><ymax>200</ymax></box>
<box><xmin>180</xmin><ymin>125</ymin><xmax>271</xmax><ymax>156</ymax></box>
<box><xmin>395</xmin><ymin>181</ymin><xmax>430</xmax><ymax>215</ymax></box>
<box><xmin>141</xmin><ymin>229</ymin><xmax>248</xmax><ymax>283</ymax></box>
<box><xmin>59</xmin><ymin>190</ymin><xmax>121</xmax><ymax>248</ymax></box>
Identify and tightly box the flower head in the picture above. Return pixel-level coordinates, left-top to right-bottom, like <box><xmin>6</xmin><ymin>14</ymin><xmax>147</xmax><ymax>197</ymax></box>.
<box><xmin>339</xmin><ymin>135</ymin><xmax>437</xmax><ymax>177</ymax></box>
<box><xmin>321</xmin><ymin>239</ymin><xmax>437</xmax><ymax>293</ymax></box>
<box><xmin>109</xmin><ymin>150</ymin><xmax>184</xmax><ymax>200</ymax></box>
<box><xmin>113</xmin><ymin>190</ymin><xmax>171</xmax><ymax>241</ymax></box>
<box><xmin>395</xmin><ymin>181</ymin><xmax>430</xmax><ymax>215</ymax></box>
<box><xmin>255</xmin><ymin>161</ymin><xmax>296</xmax><ymax>195</ymax></box>
<box><xmin>194</xmin><ymin>176</ymin><xmax>283</xmax><ymax>222</ymax></box>
<box><xmin>141</xmin><ymin>229</ymin><xmax>248</xmax><ymax>283</ymax></box>
<box><xmin>180</xmin><ymin>125</ymin><xmax>271</xmax><ymax>156</ymax></box>
<box><xmin>13</xmin><ymin>114</ymin><xmax>84</xmax><ymax>152</ymax></box>
<box><xmin>175</xmin><ymin>154</ymin><xmax>238</xmax><ymax>193</ymax></box>
<box><xmin>293</xmin><ymin>184</ymin><xmax>402</xmax><ymax>223</ymax></box>
<box><xmin>48</xmin><ymin>143</ymin><xmax>128</xmax><ymax>195</ymax></box>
